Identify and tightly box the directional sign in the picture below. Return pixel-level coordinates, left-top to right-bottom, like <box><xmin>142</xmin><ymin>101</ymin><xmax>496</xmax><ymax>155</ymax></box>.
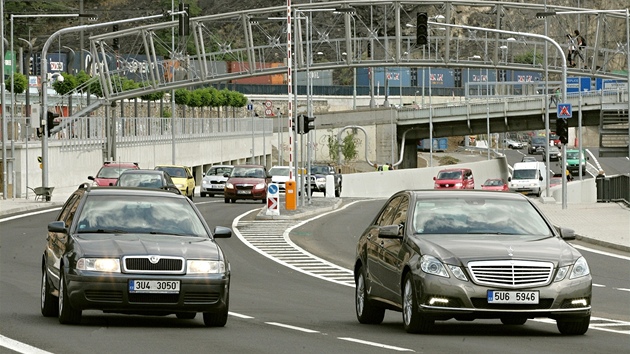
<box><xmin>266</xmin><ymin>184</ymin><xmax>280</xmax><ymax>216</ymax></box>
<box><xmin>557</xmin><ymin>103</ymin><xmax>572</xmax><ymax>119</ymax></box>
<box><xmin>247</xmin><ymin>103</ymin><xmax>253</xmax><ymax>111</ymax></box>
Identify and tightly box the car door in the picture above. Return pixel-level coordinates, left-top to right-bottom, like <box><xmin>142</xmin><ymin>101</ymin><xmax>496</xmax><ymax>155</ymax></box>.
<box><xmin>185</xmin><ymin>167</ymin><xmax>195</xmax><ymax>193</ymax></box>
<box><xmin>47</xmin><ymin>192</ymin><xmax>81</xmax><ymax>286</ymax></box>
<box><xmin>366</xmin><ymin>195</ymin><xmax>402</xmax><ymax>298</ymax></box>
<box><xmin>379</xmin><ymin>195</ymin><xmax>409</xmax><ymax>302</ymax></box>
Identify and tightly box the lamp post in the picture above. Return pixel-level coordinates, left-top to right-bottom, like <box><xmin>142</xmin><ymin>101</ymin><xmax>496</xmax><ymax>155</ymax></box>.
<box><xmin>19</xmin><ymin>38</ymin><xmax>33</xmax><ymax>199</ymax></box>
<box><xmin>6</xmin><ymin>13</ymin><xmax>96</xmax><ymax>199</ymax></box>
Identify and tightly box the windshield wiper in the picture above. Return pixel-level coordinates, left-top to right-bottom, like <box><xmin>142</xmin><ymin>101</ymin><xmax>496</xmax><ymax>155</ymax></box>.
<box><xmin>78</xmin><ymin>228</ymin><xmax>127</xmax><ymax>234</ymax></box>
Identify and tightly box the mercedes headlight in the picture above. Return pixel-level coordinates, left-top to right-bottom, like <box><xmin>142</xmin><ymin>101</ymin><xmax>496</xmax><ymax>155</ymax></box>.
<box><xmin>569</xmin><ymin>257</ymin><xmax>590</xmax><ymax>279</ymax></box>
<box><xmin>420</xmin><ymin>255</ymin><xmax>449</xmax><ymax>278</ymax></box>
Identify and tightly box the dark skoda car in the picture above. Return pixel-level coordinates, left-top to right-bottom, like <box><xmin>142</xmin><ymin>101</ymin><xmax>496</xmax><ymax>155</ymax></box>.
<box><xmin>354</xmin><ymin>190</ymin><xmax>592</xmax><ymax>335</ymax></box>
<box><xmin>41</xmin><ymin>184</ymin><xmax>232</xmax><ymax>326</ymax></box>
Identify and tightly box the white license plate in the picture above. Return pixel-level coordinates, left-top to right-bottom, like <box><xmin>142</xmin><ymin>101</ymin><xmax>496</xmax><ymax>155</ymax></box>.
<box><xmin>237</xmin><ymin>190</ymin><xmax>251</xmax><ymax>194</ymax></box>
<box><xmin>129</xmin><ymin>280</ymin><xmax>180</xmax><ymax>294</ymax></box>
<box><xmin>211</xmin><ymin>184</ymin><xmax>223</xmax><ymax>189</ymax></box>
<box><xmin>487</xmin><ymin>290</ymin><xmax>539</xmax><ymax>304</ymax></box>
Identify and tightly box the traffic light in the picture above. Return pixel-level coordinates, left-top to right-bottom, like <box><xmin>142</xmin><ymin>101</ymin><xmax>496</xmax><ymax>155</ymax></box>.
<box><xmin>556</xmin><ymin>118</ymin><xmax>569</xmax><ymax>145</ymax></box>
<box><xmin>293</xmin><ymin>115</ymin><xmax>303</xmax><ymax>133</ymax></box>
<box><xmin>416</xmin><ymin>12</ymin><xmax>428</xmax><ymax>46</ymax></box>
<box><xmin>46</xmin><ymin>111</ymin><xmax>60</xmax><ymax>137</ymax></box>
<box><xmin>179</xmin><ymin>3</ymin><xmax>190</xmax><ymax>36</ymax></box>
<box><xmin>303</xmin><ymin>116</ymin><xmax>316</xmax><ymax>134</ymax></box>
<box><xmin>112</xmin><ymin>25</ymin><xmax>119</xmax><ymax>50</ymax></box>
<box><xmin>28</xmin><ymin>57</ymin><xmax>34</xmax><ymax>75</ymax></box>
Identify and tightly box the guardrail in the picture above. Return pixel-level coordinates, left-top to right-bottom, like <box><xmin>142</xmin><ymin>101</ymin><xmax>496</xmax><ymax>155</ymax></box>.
<box><xmin>596</xmin><ymin>174</ymin><xmax>630</xmax><ymax>205</ymax></box>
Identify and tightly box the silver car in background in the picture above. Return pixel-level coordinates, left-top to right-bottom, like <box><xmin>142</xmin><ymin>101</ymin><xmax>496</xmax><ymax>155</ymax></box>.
<box><xmin>201</xmin><ymin>165</ymin><xmax>233</xmax><ymax>197</ymax></box>
<box><xmin>354</xmin><ymin>190</ymin><xmax>591</xmax><ymax>335</ymax></box>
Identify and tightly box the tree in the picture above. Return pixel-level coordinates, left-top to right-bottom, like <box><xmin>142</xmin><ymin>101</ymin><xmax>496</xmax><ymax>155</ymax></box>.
<box><xmin>6</xmin><ymin>73</ymin><xmax>28</xmax><ymax>94</ymax></box>
<box><xmin>174</xmin><ymin>88</ymin><xmax>191</xmax><ymax>116</ymax></box>
<box><xmin>325</xmin><ymin>130</ymin><xmax>359</xmax><ymax>164</ymax></box>
<box><xmin>52</xmin><ymin>73</ymin><xmax>78</xmax><ymax>96</ymax></box>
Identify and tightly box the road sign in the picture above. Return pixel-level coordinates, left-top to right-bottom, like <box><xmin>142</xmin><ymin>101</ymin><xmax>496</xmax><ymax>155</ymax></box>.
<box><xmin>265</xmin><ymin>109</ymin><xmax>272</xmax><ymax>116</ymax></box>
<box><xmin>247</xmin><ymin>103</ymin><xmax>253</xmax><ymax>111</ymax></box>
<box><xmin>264</xmin><ymin>100</ymin><xmax>273</xmax><ymax>108</ymax></box>
<box><xmin>266</xmin><ymin>184</ymin><xmax>280</xmax><ymax>216</ymax></box>
<box><xmin>557</xmin><ymin>104</ymin><xmax>572</xmax><ymax>119</ymax></box>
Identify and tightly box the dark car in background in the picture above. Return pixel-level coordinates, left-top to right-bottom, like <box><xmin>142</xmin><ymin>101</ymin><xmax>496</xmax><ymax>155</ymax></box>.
<box><xmin>354</xmin><ymin>190</ymin><xmax>591</xmax><ymax>335</ymax></box>
<box><xmin>115</xmin><ymin>169</ymin><xmax>180</xmax><ymax>193</ymax></box>
<box><xmin>41</xmin><ymin>185</ymin><xmax>232</xmax><ymax>326</ymax></box>
<box><xmin>88</xmin><ymin>162</ymin><xmax>140</xmax><ymax>186</ymax></box>
<box><xmin>528</xmin><ymin>136</ymin><xmax>547</xmax><ymax>155</ymax></box>
<box><xmin>223</xmin><ymin>164</ymin><xmax>270</xmax><ymax>203</ymax></box>
<box><xmin>307</xmin><ymin>164</ymin><xmax>342</xmax><ymax>197</ymax></box>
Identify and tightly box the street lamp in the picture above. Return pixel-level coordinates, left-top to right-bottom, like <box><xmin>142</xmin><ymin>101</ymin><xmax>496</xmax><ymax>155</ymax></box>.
<box><xmin>19</xmin><ymin>38</ymin><xmax>33</xmax><ymax>199</ymax></box>
<box><xmin>3</xmin><ymin>12</ymin><xmax>97</xmax><ymax>199</ymax></box>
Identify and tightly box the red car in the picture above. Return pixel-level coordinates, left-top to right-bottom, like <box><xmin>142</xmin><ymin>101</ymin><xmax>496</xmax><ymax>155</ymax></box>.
<box><xmin>88</xmin><ymin>162</ymin><xmax>140</xmax><ymax>186</ymax></box>
<box><xmin>224</xmin><ymin>164</ymin><xmax>270</xmax><ymax>203</ymax></box>
<box><xmin>481</xmin><ymin>178</ymin><xmax>509</xmax><ymax>192</ymax></box>
<box><xmin>433</xmin><ymin>168</ymin><xmax>475</xmax><ymax>190</ymax></box>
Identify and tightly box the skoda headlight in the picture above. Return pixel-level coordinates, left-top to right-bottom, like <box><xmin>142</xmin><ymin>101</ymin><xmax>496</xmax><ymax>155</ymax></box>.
<box><xmin>255</xmin><ymin>183</ymin><xmax>265</xmax><ymax>190</ymax></box>
<box><xmin>187</xmin><ymin>260</ymin><xmax>225</xmax><ymax>274</ymax></box>
<box><xmin>225</xmin><ymin>182</ymin><xmax>234</xmax><ymax>189</ymax></box>
<box><xmin>77</xmin><ymin>258</ymin><xmax>121</xmax><ymax>273</ymax></box>
<box><xmin>420</xmin><ymin>255</ymin><xmax>449</xmax><ymax>278</ymax></box>
<box><xmin>569</xmin><ymin>257</ymin><xmax>590</xmax><ymax>279</ymax></box>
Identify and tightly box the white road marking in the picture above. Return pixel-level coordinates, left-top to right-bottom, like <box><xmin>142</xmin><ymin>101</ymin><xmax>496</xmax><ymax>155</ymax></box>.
<box><xmin>0</xmin><ymin>207</ymin><xmax>61</xmax><ymax>223</ymax></box>
<box><xmin>229</xmin><ymin>311</ymin><xmax>255</xmax><ymax>319</ymax></box>
<box><xmin>0</xmin><ymin>334</ymin><xmax>53</xmax><ymax>354</ymax></box>
<box><xmin>265</xmin><ymin>322</ymin><xmax>320</xmax><ymax>333</ymax></box>
<box><xmin>593</xmin><ymin>284</ymin><xmax>606</xmax><ymax>287</ymax></box>
<box><xmin>338</xmin><ymin>337</ymin><xmax>414</xmax><ymax>352</ymax></box>
<box><xmin>614</xmin><ymin>288</ymin><xmax>630</xmax><ymax>292</ymax></box>
<box><xmin>573</xmin><ymin>244</ymin><xmax>630</xmax><ymax>261</ymax></box>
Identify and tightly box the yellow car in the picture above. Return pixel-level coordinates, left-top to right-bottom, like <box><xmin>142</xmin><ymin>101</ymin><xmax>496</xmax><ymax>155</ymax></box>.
<box><xmin>154</xmin><ymin>165</ymin><xmax>195</xmax><ymax>200</ymax></box>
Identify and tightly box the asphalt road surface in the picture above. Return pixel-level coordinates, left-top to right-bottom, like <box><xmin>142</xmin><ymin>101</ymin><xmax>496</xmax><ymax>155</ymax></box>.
<box><xmin>1</xmin><ymin>197</ymin><xmax>628</xmax><ymax>353</ymax></box>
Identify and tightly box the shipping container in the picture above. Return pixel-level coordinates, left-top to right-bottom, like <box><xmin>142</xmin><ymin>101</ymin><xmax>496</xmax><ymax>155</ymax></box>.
<box><xmin>229</xmin><ymin>61</ymin><xmax>285</xmax><ymax>85</ymax></box>
<box><xmin>356</xmin><ymin>67</ymin><xmax>413</xmax><ymax>87</ymax></box>
<box><xmin>417</xmin><ymin>68</ymin><xmax>455</xmax><ymax>88</ymax></box>
<box><xmin>295</xmin><ymin>69</ymin><xmax>334</xmax><ymax>86</ymax></box>
<box><xmin>417</xmin><ymin>138</ymin><xmax>448</xmax><ymax>152</ymax></box>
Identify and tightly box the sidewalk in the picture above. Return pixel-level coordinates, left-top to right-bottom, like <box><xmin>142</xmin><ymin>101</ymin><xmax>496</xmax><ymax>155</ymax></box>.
<box><xmin>1</xmin><ymin>188</ymin><xmax>628</xmax><ymax>252</ymax></box>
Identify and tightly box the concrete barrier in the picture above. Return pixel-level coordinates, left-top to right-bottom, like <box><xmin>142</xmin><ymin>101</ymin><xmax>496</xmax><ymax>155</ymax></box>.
<box><xmin>341</xmin><ymin>157</ymin><xmax>510</xmax><ymax>198</ymax></box>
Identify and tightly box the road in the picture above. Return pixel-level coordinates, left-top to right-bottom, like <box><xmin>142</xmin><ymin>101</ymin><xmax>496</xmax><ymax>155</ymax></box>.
<box><xmin>1</xmin><ymin>194</ymin><xmax>629</xmax><ymax>353</ymax></box>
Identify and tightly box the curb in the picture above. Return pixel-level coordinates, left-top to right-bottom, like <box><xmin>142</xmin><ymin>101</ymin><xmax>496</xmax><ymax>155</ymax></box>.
<box><xmin>255</xmin><ymin>199</ymin><xmax>343</xmax><ymax>220</ymax></box>
<box><xmin>576</xmin><ymin>234</ymin><xmax>630</xmax><ymax>253</ymax></box>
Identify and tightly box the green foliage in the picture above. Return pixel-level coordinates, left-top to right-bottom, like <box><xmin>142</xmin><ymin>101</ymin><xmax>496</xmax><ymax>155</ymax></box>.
<box><xmin>326</xmin><ymin>130</ymin><xmax>359</xmax><ymax>163</ymax></box>
<box><xmin>437</xmin><ymin>156</ymin><xmax>460</xmax><ymax>165</ymax></box>
<box><xmin>6</xmin><ymin>73</ymin><xmax>28</xmax><ymax>94</ymax></box>
<box><xmin>174</xmin><ymin>88</ymin><xmax>191</xmax><ymax>105</ymax></box>
<box><xmin>514</xmin><ymin>51</ymin><xmax>544</xmax><ymax>65</ymax></box>
<box><xmin>139</xmin><ymin>82</ymin><xmax>165</xmax><ymax>101</ymax></box>
<box><xmin>52</xmin><ymin>73</ymin><xmax>78</xmax><ymax>96</ymax></box>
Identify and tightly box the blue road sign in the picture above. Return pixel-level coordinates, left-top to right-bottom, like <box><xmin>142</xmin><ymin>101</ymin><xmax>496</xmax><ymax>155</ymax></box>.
<box><xmin>247</xmin><ymin>103</ymin><xmax>253</xmax><ymax>111</ymax></box>
<box><xmin>557</xmin><ymin>103</ymin><xmax>572</xmax><ymax>119</ymax></box>
<box><xmin>268</xmin><ymin>184</ymin><xmax>279</xmax><ymax>194</ymax></box>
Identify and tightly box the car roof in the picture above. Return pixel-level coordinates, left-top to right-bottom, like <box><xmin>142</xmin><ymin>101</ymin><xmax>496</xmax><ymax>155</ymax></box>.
<box><xmin>120</xmin><ymin>169</ymin><xmax>163</xmax><ymax>174</ymax></box>
<box><xmin>208</xmin><ymin>165</ymin><xmax>233</xmax><ymax>168</ymax></box>
<box><xmin>80</xmin><ymin>185</ymin><xmax>185</xmax><ymax>198</ymax></box>
<box><xmin>155</xmin><ymin>164</ymin><xmax>189</xmax><ymax>168</ymax></box>
<box><xmin>406</xmin><ymin>189</ymin><xmax>528</xmax><ymax>200</ymax></box>
<box><xmin>233</xmin><ymin>164</ymin><xmax>265</xmax><ymax>168</ymax></box>
<box><xmin>102</xmin><ymin>162</ymin><xmax>139</xmax><ymax>168</ymax></box>
<box><xmin>438</xmin><ymin>168</ymin><xmax>470</xmax><ymax>172</ymax></box>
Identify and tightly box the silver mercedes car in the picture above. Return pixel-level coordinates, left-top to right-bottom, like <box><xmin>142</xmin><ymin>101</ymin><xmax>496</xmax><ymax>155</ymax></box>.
<box><xmin>354</xmin><ymin>190</ymin><xmax>592</xmax><ymax>335</ymax></box>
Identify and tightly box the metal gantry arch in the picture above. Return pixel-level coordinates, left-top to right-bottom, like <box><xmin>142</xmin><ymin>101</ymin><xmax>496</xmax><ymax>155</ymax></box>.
<box><xmin>76</xmin><ymin>1</ymin><xmax>628</xmax><ymax>103</ymax></box>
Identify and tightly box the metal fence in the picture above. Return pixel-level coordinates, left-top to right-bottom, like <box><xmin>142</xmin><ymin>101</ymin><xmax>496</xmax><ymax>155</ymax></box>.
<box><xmin>55</xmin><ymin>116</ymin><xmax>273</xmax><ymax>152</ymax></box>
<box><xmin>595</xmin><ymin>174</ymin><xmax>630</xmax><ymax>205</ymax></box>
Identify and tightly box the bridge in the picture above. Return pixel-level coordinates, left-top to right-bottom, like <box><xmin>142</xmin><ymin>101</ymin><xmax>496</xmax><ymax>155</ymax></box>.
<box><xmin>1</xmin><ymin>1</ymin><xmax>629</xmax><ymax>197</ymax></box>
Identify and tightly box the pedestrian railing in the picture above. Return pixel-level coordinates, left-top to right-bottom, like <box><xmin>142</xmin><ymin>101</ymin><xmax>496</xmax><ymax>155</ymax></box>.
<box><xmin>596</xmin><ymin>174</ymin><xmax>630</xmax><ymax>206</ymax></box>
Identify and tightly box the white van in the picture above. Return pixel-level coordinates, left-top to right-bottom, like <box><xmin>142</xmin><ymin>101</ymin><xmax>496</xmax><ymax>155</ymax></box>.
<box><xmin>508</xmin><ymin>162</ymin><xmax>547</xmax><ymax>197</ymax></box>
